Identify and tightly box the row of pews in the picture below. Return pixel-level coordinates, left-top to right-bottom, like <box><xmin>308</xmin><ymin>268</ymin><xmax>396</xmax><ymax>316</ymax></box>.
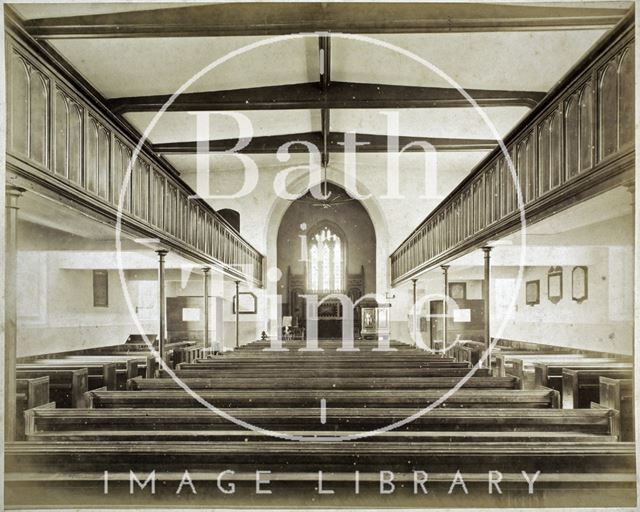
<box><xmin>13</xmin><ymin>339</ymin><xmax>206</xmax><ymax>429</ymax></box>
<box><xmin>454</xmin><ymin>342</ymin><xmax>634</xmax><ymax>440</ymax></box>
<box><xmin>492</xmin><ymin>349</ymin><xmax>633</xmax><ymax>441</ymax></box>
<box><xmin>6</xmin><ymin>338</ymin><xmax>636</xmax><ymax>507</ymax></box>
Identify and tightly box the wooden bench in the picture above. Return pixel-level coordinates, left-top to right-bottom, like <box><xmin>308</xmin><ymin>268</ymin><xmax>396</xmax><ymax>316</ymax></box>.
<box><xmin>492</xmin><ymin>350</ymin><xmax>546</xmax><ymax>377</ymax></box>
<box><xmin>72</xmin><ymin>352</ymin><xmax>158</xmax><ymax>378</ymax></box>
<box><xmin>16</xmin><ymin>368</ymin><xmax>88</xmax><ymax>408</ymax></box>
<box><xmin>16</xmin><ymin>376</ymin><xmax>50</xmax><ymax>440</ymax></box>
<box><xmin>5</xmin><ymin>454</ymin><xmax>635</xmax><ymax>510</ymax></box>
<box><xmin>128</xmin><ymin>375</ymin><xmax>520</xmax><ymax>391</ymax></box>
<box><xmin>168</xmin><ymin>367</ymin><xmax>490</xmax><ymax>379</ymax></box>
<box><xmin>7</xmin><ymin>440</ymin><xmax>633</xmax><ymax>475</ymax></box>
<box><xmin>534</xmin><ymin>361</ymin><xmax>632</xmax><ymax>392</ymax></box>
<box><xmin>24</xmin><ymin>407</ymin><xmax>620</xmax><ymax>438</ymax></box>
<box><xmin>509</xmin><ymin>357</ymin><xmax>622</xmax><ymax>389</ymax></box>
<box><xmin>181</xmin><ymin>359</ymin><xmax>469</xmax><ymax>369</ymax></box>
<box><xmin>172</xmin><ymin>345</ymin><xmax>205</xmax><ymax>366</ymax></box>
<box><xmin>245</xmin><ymin>340</ymin><xmax>416</xmax><ymax>351</ymax></box>
<box><xmin>49</xmin><ymin>361</ymin><xmax>131</xmax><ymax>389</ymax></box>
<box><xmin>40</xmin><ymin>354</ymin><xmax>155</xmax><ymax>381</ymax></box>
<box><xmin>562</xmin><ymin>368</ymin><xmax>633</xmax><ymax>408</ymax></box>
<box><xmin>16</xmin><ymin>376</ymin><xmax>50</xmax><ymax>410</ymax></box>
<box><xmin>494</xmin><ymin>353</ymin><xmax>588</xmax><ymax>378</ymax></box>
<box><xmin>454</xmin><ymin>341</ymin><xmax>487</xmax><ymax>365</ymax></box>
<box><xmin>86</xmin><ymin>387</ymin><xmax>560</xmax><ymax>409</ymax></box>
<box><xmin>207</xmin><ymin>352</ymin><xmax>456</xmax><ymax>361</ymax></box>
<box><xmin>596</xmin><ymin>377</ymin><xmax>633</xmax><ymax>441</ymax></box>
<box><xmin>19</xmin><ymin>362</ymin><xmax>116</xmax><ymax>391</ymax></box>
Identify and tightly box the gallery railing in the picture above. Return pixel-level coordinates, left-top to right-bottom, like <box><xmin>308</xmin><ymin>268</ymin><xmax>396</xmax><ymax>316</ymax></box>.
<box><xmin>5</xmin><ymin>14</ymin><xmax>263</xmax><ymax>287</ymax></box>
<box><xmin>390</xmin><ymin>11</ymin><xmax>634</xmax><ymax>286</ymax></box>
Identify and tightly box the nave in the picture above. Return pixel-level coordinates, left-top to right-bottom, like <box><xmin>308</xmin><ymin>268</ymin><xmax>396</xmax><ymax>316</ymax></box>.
<box><xmin>6</xmin><ymin>338</ymin><xmax>635</xmax><ymax>508</ymax></box>
<box><xmin>2</xmin><ymin>1</ymin><xmax>637</xmax><ymax>509</ymax></box>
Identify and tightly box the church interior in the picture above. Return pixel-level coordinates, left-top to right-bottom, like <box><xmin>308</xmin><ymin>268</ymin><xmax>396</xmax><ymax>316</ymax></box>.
<box><xmin>1</xmin><ymin>1</ymin><xmax>637</xmax><ymax>508</ymax></box>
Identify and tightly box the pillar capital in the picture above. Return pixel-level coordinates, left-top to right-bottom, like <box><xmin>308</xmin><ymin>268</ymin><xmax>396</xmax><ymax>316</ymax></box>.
<box><xmin>441</xmin><ymin>264</ymin><xmax>450</xmax><ymax>272</ymax></box>
<box><xmin>156</xmin><ymin>249</ymin><xmax>169</xmax><ymax>258</ymax></box>
<box><xmin>6</xmin><ymin>186</ymin><xmax>26</xmax><ymax>209</ymax></box>
<box><xmin>202</xmin><ymin>267</ymin><xmax>211</xmax><ymax>274</ymax></box>
<box><xmin>482</xmin><ymin>246</ymin><xmax>493</xmax><ymax>254</ymax></box>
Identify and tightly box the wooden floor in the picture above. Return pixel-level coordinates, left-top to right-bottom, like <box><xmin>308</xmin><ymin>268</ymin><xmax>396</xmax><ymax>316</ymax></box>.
<box><xmin>5</xmin><ymin>339</ymin><xmax>637</xmax><ymax>508</ymax></box>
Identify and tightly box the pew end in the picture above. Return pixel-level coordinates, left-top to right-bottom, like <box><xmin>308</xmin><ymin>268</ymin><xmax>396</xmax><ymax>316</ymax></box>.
<box><xmin>23</xmin><ymin>401</ymin><xmax>57</xmax><ymax>438</ymax></box>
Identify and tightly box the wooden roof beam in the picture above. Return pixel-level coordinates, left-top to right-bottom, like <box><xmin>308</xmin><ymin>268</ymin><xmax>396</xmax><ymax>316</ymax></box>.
<box><xmin>152</xmin><ymin>132</ymin><xmax>497</xmax><ymax>154</ymax></box>
<box><xmin>24</xmin><ymin>2</ymin><xmax>629</xmax><ymax>38</ymax></box>
<box><xmin>109</xmin><ymin>81</ymin><xmax>545</xmax><ymax>113</ymax></box>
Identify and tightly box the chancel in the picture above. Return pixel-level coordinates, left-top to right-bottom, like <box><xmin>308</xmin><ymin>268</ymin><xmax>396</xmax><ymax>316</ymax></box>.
<box><xmin>1</xmin><ymin>1</ymin><xmax>637</xmax><ymax>510</ymax></box>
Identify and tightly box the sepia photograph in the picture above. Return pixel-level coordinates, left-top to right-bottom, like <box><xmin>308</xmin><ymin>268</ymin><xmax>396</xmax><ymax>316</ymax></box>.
<box><xmin>0</xmin><ymin>0</ymin><xmax>637</xmax><ymax>509</ymax></box>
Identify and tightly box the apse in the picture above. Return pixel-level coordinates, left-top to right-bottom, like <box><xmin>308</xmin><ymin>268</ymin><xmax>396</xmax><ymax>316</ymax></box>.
<box><xmin>276</xmin><ymin>183</ymin><xmax>376</xmax><ymax>337</ymax></box>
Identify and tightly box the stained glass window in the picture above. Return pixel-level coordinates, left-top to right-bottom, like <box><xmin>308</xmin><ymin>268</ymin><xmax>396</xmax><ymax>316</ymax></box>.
<box><xmin>309</xmin><ymin>244</ymin><xmax>319</xmax><ymax>291</ymax></box>
<box><xmin>308</xmin><ymin>227</ymin><xmax>344</xmax><ymax>292</ymax></box>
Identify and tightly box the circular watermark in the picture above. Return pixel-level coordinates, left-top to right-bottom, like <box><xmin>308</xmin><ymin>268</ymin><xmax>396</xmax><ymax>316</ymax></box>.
<box><xmin>115</xmin><ymin>32</ymin><xmax>528</xmax><ymax>442</ymax></box>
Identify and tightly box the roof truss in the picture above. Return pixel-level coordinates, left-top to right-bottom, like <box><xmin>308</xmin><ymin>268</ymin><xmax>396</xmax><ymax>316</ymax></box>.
<box><xmin>110</xmin><ymin>82</ymin><xmax>545</xmax><ymax>113</ymax></box>
<box><xmin>152</xmin><ymin>132</ymin><xmax>497</xmax><ymax>154</ymax></box>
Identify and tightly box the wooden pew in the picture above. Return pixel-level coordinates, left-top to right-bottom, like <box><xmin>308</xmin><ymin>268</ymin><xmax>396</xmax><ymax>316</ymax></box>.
<box><xmin>168</xmin><ymin>367</ymin><xmax>490</xmax><ymax>379</ymax></box>
<box><xmin>24</xmin><ymin>407</ymin><xmax>620</xmax><ymax>439</ymax></box>
<box><xmin>128</xmin><ymin>375</ymin><xmax>519</xmax><ymax>391</ymax></box>
<box><xmin>86</xmin><ymin>387</ymin><xmax>560</xmax><ymax>409</ymax></box>
<box><xmin>19</xmin><ymin>362</ymin><xmax>116</xmax><ymax>391</ymax></box>
<box><xmin>5</xmin><ymin>443</ymin><xmax>635</xmax><ymax>508</ymax></box>
<box><xmin>181</xmin><ymin>359</ymin><xmax>469</xmax><ymax>370</ymax></box>
<box><xmin>510</xmin><ymin>357</ymin><xmax>621</xmax><ymax>389</ymax></box>
<box><xmin>43</xmin><ymin>354</ymin><xmax>155</xmax><ymax>382</ymax></box>
<box><xmin>16</xmin><ymin>376</ymin><xmax>50</xmax><ymax>440</ymax></box>
<box><xmin>596</xmin><ymin>377</ymin><xmax>633</xmax><ymax>441</ymax></box>
<box><xmin>7</xmin><ymin>440</ymin><xmax>633</xmax><ymax>475</ymax></box>
<box><xmin>454</xmin><ymin>340</ymin><xmax>487</xmax><ymax>366</ymax></box>
<box><xmin>16</xmin><ymin>376</ymin><xmax>50</xmax><ymax>410</ymax></box>
<box><xmin>493</xmin><ymin>350</ymin><xmax>543</xmax><ymax>377</ymax></box>
<box><xmin>534</xmin><ymin>361</ymin><xmax>632</xmax><ymax>393</ymax></box>
<box><xmin>562</xmin><ymin>368</ymin><xmax>633</xmax><ymax>409</ymax></box>
<box><xmin>207</xmin><ymin>352</ymin><xmax>455</xmax><ymax>360</ymax></box>
<box><xmin>15</xmin><ymin>368</ymin><xmax>88</xmax><ymax>408</ymax></box>
<box><xmin>245</xmin><ymin>340</ymin><xmax>416</xmax><ymax>351</ymax></box>
<box><xmin>172</xmin><ymin>346</ymin><xmax>204</xmax><ymax>366</ymax></box>
<box><xmin>494</xmin><ymin>353</ymin><xmax>588</xmax><ymax>379</ymax></box>
<box><xmin>68</xmin><ymin>352</ymin><xmax>157</xmax><ymax>378</ymax></box>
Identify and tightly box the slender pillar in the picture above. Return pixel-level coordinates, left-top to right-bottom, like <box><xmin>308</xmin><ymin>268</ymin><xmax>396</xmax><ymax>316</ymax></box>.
<box><xmin>202</xmin><ymin>268</ymin><xmax>210</xmax><ymax>353</ymax></box>
<box><xmin>156</xmin><ymin>249</ymin><xmax>168</xmax><ymax>369</ymax></box>
<box><xmin>5</xmin><ymin>186</ymin><xmax>26</xmax><ymax>442</ymax></box>
<box><xmin>234</xmin><ymin>280</ymin><xmax>240</xmax><ymax>348</ymax></box>
<box><xmin>441</xmin><ymin>265</ymin><xmax>449</xmax><ymax>348</ymax></box>
<box><xmin>214</xmin><ymin>296</ymin><xmax>224</xmax><ymax>353</ymax></box>
<box><xmin>411</xmin><ymin>279</ymin><xmax>418</xmax><ymax>345</ymax></box>
<box><xmin>482</xmin><ymin>247</ymin><xmax>492</xmax><ymax>369</ymax></box>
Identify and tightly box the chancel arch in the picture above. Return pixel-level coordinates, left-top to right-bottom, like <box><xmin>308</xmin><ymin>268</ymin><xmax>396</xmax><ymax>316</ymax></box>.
<box><xmin>277</xmin><ymin>183</ymin><xmax>376</xmax><ymax>338</ymax></box>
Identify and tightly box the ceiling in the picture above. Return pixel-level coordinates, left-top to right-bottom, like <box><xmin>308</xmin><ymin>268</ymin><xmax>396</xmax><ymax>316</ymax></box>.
<box><xmin>9</xmin><ymin>1</ymin><xmax>633</xmax><ymax>240</ymax></box>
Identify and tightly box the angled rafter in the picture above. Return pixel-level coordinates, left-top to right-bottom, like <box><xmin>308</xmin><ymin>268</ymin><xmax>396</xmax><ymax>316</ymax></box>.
<box><xmin>152</xmin><ymin>132</ymin><xmax>497</xmax><ymax>154</ymax></box>
<box><xmin>23</xmin><ymin>2</ymin><xmax>628</xmax><ymax>38</ymax></box>
<box><xmin>109</xmin><ymin>81</ymin><xmax>545</xmax><ymax>113</ymax></box>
